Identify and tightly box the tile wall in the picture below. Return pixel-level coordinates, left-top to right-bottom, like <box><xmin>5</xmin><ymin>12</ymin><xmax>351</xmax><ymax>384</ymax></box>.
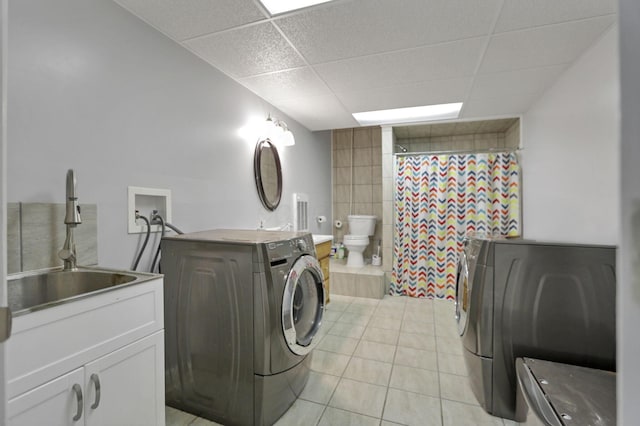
<box><xmin>382</xmin><ymin>119</ymin><xmax>521</xmax><ymax>288</ymax></box>
<box><xmin>331</xmin><ymin>120</ymin><xmax>521</xmax><ymax>291</ymax></box>
<box><xmin>398</xmin><ymin>130</ymin><xmax>519</xmax><ymax>154</ymax></box>
<box><xmin>505</xmin><ymin>120</ymin><xmax>520</xmax><ymax>149</ymax></box>
<box><xmin>7</xmin><ymin>202</ymin><xmax>98</xmax><ymax>274</ymax></box>
<box><xmin>332</xmin><ymin>127</ymin><xmax>383</xmax><ymax>261</ymax></box>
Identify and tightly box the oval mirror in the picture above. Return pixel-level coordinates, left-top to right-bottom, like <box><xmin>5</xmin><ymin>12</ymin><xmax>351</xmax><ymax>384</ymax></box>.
<box><xmin>254</xmin><ymin>138</ymin><xmax>282</xmax><ymax>211</ymax></box>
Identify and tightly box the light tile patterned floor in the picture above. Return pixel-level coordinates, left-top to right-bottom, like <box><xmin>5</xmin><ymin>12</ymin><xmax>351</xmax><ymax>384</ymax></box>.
<box><xmin>166</xmin><ymin>295</ymin><xmax>517</xmax><ymax>426</ymax></box>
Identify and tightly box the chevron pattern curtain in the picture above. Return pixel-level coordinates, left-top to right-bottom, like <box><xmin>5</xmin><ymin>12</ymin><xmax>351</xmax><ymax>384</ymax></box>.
<box><xmin>391</xmin><ymin>152</ymin><xmax>520</xmax><ymax>299</ymax></box>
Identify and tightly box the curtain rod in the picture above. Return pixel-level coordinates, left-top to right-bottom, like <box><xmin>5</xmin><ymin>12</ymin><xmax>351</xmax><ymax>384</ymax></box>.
<box><xmin>394</xmin><ymin>147</ymin><xmax>521</xmax><ymax>157</ymax></box>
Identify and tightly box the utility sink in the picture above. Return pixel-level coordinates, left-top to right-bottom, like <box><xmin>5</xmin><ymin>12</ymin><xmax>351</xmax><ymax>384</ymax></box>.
<box><xmin>8</xmin><ymin>267</ymin><xmax>156</xmax><ymax>316</ymax></box>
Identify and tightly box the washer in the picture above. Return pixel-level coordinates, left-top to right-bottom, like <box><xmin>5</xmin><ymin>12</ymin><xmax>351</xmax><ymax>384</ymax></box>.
<box><xmin>161</xmin><ymin>229</ymin><xmax>325</xmax><ymax>426</ymax></box>
<box><xmin>455</xmin><ymin>238</ymin><xmax>616</xmax><ymax>421</ymax></box>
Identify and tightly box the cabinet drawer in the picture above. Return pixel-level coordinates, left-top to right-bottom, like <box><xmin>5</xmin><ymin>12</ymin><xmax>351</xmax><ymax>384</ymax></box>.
<box><xmin>8</xmin><ymin>278</ymin><xmax>164</xmax><ymax>399</ymax></box>
<box><xmin>315</xmin><ymin>241</ymin><xmax>332</xmax><ymax>259</ymax></box>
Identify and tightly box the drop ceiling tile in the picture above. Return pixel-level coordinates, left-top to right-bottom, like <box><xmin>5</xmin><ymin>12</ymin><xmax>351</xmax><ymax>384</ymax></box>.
<box><xmin>477</xmin><ymin>118</ymin><xmax>518</xmax><ymax>132</ymax></box>
<box><xmin>184</xmin><ymin>22</ymin><xmax>305</xmax><ymax>78</ymax></box>
<box><xmin>460</xmin><ymin>94</ymin><xmax>534</xmax><ymax>119</ymax></box>
<box><xmin>239</xmin><ymin>67</ymin><xmax>333</xmax><ymax>102</ymax></box>
<box><xmin>335</xmin><ymin>78</ymin><xmax>472</xmax><ymax>113</ymax></box>
<box><xmin>494</xmin><ymin>0</ymin><xmax>616</xmax><ymax>33</ymax></box>
<box><xmin>114</xmin><ymin>0</ymin><xmax>266</xmax><ymax>41</ymax></box>
<box><xmin>275</xmin><ymin>0</ymin><xmax>502</xmax><ymax>64</ymax></box>
<box><xmin>469</xmin><ymin>65</ymin><xmax>567</xmax><ymax>101</ymax></box>
<box><xmin>272</xmin><ymin>95</ymin><xmax>359</xmax><ymax>131</ymax></box>
<box><xmin>479</xmin><ymin>16</ymin><xmax>614</xmax><ymax>73</ymax></box>
<box><xmin>314</xmin><ymin>38</ymin><xmax>485</xmax><ymax>93</ymax></box>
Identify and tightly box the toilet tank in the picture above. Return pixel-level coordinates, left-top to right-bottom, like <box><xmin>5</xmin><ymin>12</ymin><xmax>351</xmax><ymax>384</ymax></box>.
<box><xmin>347</xmin><ymin>215</ymin><xmax>377</xmax><ymax>236</ymax></box>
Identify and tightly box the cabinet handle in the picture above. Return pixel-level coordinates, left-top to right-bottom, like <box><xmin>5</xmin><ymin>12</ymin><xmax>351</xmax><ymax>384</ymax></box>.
<box><xmin>72</xmin><ymin>383</ymin><xmax>83</xmax><ymax>421</ymax></box>
<box><xmin>90</xmin><ymin>373</ymin><xmax>101</xmax><ymax>409</ymax></box>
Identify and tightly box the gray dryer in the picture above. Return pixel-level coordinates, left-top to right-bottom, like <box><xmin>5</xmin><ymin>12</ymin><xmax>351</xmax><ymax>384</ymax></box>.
<box><xmin>455</xmin><ymin>238</ymin><xmax>616</xmax><ymax>421</ymax></box>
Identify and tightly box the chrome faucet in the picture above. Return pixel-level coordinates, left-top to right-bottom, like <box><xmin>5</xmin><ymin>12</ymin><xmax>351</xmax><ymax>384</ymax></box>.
<box><xmin>58</xmin><ymin>169</ymin><xmax>82</xmax><ymax>270</ymax></box>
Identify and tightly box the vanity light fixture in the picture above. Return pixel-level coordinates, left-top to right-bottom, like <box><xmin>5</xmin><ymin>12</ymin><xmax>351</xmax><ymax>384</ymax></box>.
<box><xmin>353</xmin><ymin>102</ymin><xmax>463</xmax><ymax>126</ymax></box>
<box><xmin>264</xmin><ymin>115</ymin><xmax>295</xmax><ymax>147</ymax></box>
<box><xmin>277</xmin><ymin>121</ymin><xmax>295</xmax><ymax>147</ymax></box>
<box><xmin>259</xmin><ymin>0</ymin><xmax>334</xmax><ymax>15</ymax></box>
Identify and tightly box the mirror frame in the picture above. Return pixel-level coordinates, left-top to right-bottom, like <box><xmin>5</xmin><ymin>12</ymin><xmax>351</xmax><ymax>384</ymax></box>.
<box><xmin>254</xmin><ymin>138</ymin><xmax>283</xmax><ymax>211</ymax></box>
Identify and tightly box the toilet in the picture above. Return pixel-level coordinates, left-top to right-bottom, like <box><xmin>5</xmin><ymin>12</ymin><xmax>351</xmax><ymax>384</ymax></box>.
<box><xmin>344</xmin><ymin>215</ymin><xmax>377</xmax><ymax>267</ymax></box>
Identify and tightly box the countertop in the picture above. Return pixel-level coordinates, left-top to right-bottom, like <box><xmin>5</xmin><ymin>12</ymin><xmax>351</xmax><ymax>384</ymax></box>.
<box><xmin>313</xmin><ymin>234</ymin><xmax>333</xmax><ymax>245</ymax></box>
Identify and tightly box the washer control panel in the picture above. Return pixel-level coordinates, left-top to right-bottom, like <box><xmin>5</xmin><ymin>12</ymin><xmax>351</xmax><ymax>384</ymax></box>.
<box><xmin>265</xmin><ymin>234</ymin><xmax>314</xmax><ymax>263</ymax></box>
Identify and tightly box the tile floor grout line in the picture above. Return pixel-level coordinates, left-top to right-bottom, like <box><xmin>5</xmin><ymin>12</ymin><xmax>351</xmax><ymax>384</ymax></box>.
<box><xmin>311</xmin><ymin>296</ymin><xmax>355</xmax><ymax>425</ymax></box>
<box><xmin>379</xmin><ymin>299</ymin><xmax>405</xmax><ymax>425</ymax></box>
<box><xmin>432</xmin><ymin>299</ymin><xmax>446</xmax><ymax>426</ymax></box>
<box><xmin>170</xmin><ymin>296</ymin><xmax>465</xmax><ymax>426</ymax></box>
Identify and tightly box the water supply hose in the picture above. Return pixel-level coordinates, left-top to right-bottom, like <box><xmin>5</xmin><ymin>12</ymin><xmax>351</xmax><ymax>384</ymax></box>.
<box><xmin>132</xmin><ymin>212</ymin><xmax>151</xmax><ymax>271</ymax></box>
<box><xmin>154</xmin><ymin>221</ymin><xmax>184</xmax><ymax>235</ymax></box>
<box><xmin>150</xmin><ymin>212</ymin><xmax>166</xmax><ymax>273</ymax></box>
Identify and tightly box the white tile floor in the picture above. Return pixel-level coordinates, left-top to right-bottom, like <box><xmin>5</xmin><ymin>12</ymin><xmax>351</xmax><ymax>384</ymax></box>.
<box><xmin>166</xmin><ymin>295</ymin><xmax>519</xmax><ymax>426</ymax></box>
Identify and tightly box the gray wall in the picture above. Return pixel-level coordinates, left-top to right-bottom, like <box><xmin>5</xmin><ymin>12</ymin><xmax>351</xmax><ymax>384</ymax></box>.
<box><xmin>619</xmin><ymin>0</ymin><xmax>640</xmax><ymax>422</ymax></box>
<box><xmin>521</xmin><ymin>27</ymin><xmax>618</xmax><ymax>245</ymax></box>
<box><xmin>6</xmin><ymin>0</ymin><xmax>332</xmax><ymax>270</ymax></box>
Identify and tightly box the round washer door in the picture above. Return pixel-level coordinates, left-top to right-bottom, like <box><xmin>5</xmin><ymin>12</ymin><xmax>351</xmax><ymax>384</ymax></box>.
<box><xmin>282</xmin><ymin>254</ymin><xmax>325</xmax><ymax>356</ymax></box>
<box><xmin>455</xmin><ymin>250</ymin><xmax>471</xmax><ymax>336</ymax></box>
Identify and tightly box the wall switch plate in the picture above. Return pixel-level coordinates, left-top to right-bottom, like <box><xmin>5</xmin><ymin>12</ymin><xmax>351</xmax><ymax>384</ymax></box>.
<box><xmin>128</xmin><ymin>186</ymin><xmax>172</xmax><ymax>234</ymax></box>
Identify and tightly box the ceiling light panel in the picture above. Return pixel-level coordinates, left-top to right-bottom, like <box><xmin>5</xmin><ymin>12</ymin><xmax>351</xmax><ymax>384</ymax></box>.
<box><xmin>260</xmin><ymin>0</ymin><xmax>335</xmax><ymax>15</ymax></box>
<box><xmin>353</xmin><ymin>103</ymin><xmax>463</xmax><ymax>126</ymax></box>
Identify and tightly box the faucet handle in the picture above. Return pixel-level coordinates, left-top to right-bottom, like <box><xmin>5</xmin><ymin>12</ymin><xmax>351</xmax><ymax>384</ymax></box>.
<box><xmin>58</xmin><ymin>248</ymin><xmax>75</xmax><ymax>261</ymax></box>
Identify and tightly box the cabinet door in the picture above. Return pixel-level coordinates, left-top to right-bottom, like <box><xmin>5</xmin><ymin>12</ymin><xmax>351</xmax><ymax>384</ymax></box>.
<box><xmin>8</xmin><ymin>367</ymin><xmax>85</xmax><ymax>426</ymax></box>
<box><xmin>84</xmin><ymin>331</ymin><xmax>165</xmax><ymax>426</ymax></box>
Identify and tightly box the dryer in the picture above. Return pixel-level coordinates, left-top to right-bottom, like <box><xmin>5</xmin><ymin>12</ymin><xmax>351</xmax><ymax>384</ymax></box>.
<box><xmin>455</xmin><ymin>238</ymin><xmax>616</xmax><ymax>421</ymax></box>
<box><xmin>161</xmin><ymin>229</ymin><xmax>325</xmax><ymax>426</ymax></box>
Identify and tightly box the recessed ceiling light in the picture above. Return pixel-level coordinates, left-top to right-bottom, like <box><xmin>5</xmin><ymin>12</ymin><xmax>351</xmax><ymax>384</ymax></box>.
<box><xmin>353</xmin><ymin>102</ymin><xmax>463</xmax><ymax>126</ymax></box>
<box><xmin>259</xmin><ymin>0</ymin><xmax>334</xmax><ymax>15</ymax></box>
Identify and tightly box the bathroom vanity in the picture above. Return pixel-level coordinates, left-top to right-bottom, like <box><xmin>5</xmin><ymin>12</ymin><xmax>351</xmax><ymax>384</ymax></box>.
<box><xmin>6</xmin><ymin>269</ymin><xmax>165</xmax><ymax>426</ymax></box>
<box><xmin>315</xmin><ymin>238</ymin><xmax>332</xmax><ymax>304</ymax></box>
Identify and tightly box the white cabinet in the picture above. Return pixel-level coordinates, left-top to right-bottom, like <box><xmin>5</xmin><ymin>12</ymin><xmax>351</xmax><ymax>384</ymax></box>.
<box><xmin>84</xmin><ymin>331</ymin><xmax>164</xmax><ymax>426</ymax></box>
<box><xmin>8</xmin><ymin>368</ymin><xmax>84</xmax><ymax>426</ymax></box>
<box><xmin>7</xmin><ymin>278</ymin><xmax>165</xmax><ymax>426</ymax></box>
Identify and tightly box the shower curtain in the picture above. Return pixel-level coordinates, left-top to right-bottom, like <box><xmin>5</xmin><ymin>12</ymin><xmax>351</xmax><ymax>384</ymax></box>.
<box><xmin>391</xmin><ymin>152</ymin><xmax>520</xmax><ymax>300</ymax></box>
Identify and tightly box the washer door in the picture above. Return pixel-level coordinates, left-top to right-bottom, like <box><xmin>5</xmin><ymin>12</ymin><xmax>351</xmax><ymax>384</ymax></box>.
<box><xmin>455</xmin><ymin>249</ymin><xmax>471</xmax><ymax>336</ymax></box>
<box><xmin>282</xmin><ymin>254</ymin><xmax>325</xmax><ymax>356</ymax></box>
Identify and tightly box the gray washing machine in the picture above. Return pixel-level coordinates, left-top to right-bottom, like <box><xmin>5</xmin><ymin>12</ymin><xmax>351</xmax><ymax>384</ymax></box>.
<box><xmin>455</xmin><ymin>238</ymin><xmax>616</xmax><ymax>421</ymax></box>
<box><xmin>161</xmin><ymin>229</ymin><xmax>325</xmax><ymax>426</ymax></box>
